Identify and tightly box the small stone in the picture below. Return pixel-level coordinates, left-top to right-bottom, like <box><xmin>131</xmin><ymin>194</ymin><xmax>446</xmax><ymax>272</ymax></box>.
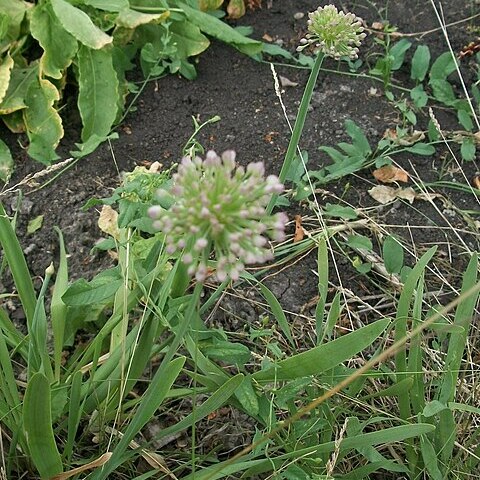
<box><xmin>293</xmin><ymin>12</ymin><xmax>304</xmax><ymax>20</ymax></box>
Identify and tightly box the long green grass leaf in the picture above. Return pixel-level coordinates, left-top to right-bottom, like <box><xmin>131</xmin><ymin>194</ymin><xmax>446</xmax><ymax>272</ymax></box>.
<box><xmin>23</xmin><ymin>372</ymin><xmax>63</xmax><ymax>478</ymax></box>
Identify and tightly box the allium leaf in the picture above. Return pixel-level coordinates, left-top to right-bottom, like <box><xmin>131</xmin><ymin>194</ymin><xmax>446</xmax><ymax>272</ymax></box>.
<box><xmin>30</xmin><ymin>1</ymin><xmax>78</xmax><ymax>79</ymax></box>
<box><xmin>77</xmin><ymin>44</ymin><xmax>119</xmax><ymax>142</ymax></box>
<box><xmin>51</xmin><ymin>0</ymin><xmax>112</xmax><ymax>50</ymax></box>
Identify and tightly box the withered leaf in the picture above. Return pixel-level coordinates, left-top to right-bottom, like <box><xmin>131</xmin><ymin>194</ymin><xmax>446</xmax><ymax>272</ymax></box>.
<box><xmin>373</xmin><ymin>165</ymin><xmax>409</xmax><ymax>183</ymax></box>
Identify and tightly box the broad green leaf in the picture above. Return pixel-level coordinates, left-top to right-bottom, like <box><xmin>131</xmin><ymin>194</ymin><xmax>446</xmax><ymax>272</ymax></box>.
<box><xmin>179</xmin><ymin>1</ymin><xmax>262</xmax><ymax>56</ymax></box>
<box><xmin>170</xmin><ymin>20</ymin><xmax>210</xmax><ymax>58</ymax></box>
<box><xmin>23</xmin><ymin>373</ymin><xmax>63</xmax><ymax>478</ymax></box>
<box><xmin>345</xmin><ymin>119</ymin><xmax>371</xmax><ymax>155</ymax></box>
<box><xmin>27</xmin><ymin>214</ymin><xmax>44</xmax><ymax>234</ymax></box>
<box><xmin>0</xmin><ymin>64</ymin><xmax>38</xmax><ymax>115</ymax></box>
<box><xmin>457</xmin><ymin>109</ymin><xmax>473</xmax><ymax>131</ymax></box>
<box><xmin>83</xmin><ymin>0</ymin><xmax>129</xmax><ymax>11</ymax></box>
<box><xmin>51</xmin><ymin>0</ymin><xmax>112</xmax><ymax>49</ymax></box>
<box><xmin>410</xmin><ymin>45</ymin><xmax>430</xmax><ymax>82</ymax></box>
<box><xmin>30</xmin><ymin>1</ymin><xmax>78</xmax><ymax>79</ymax></box>
<box><xmin>347</xmin><ymin>234</ymin><xmax>373</xmax><ymax>251</ymax></box>
<box><xmin>423</xmin><ymin>400</ymin><xmax>448</xmax><ymax>417</ymax></box>
<box><xmin>203</xmin><ymin>340</ymin><xmax>251</xmax><ymax>365</ymax></box>
<box><xmin>23</xmin><ymin>77</ymin><xmax>63</xmax><ymax>163</ymax></box>
<box><xmin>430</xmin><ymin>78</ymin><xmax>456</xmax><ymax>106</ymax></box>
<box><xmin>0</xmin><ymin>52</ymin><xmax>13</xmax><ymax>103</ymax></box>
<box><xmin>421</xmin><ymin>435</ymin><xmax>443</xmax><ymax>480</ymax></box>
<box><xmin>0</xmin><ymin>0</ymin><xmax>29</xmax><ymax>45</ymax></box>
<box><xmin>0</xmin><ymin>138</ymin><xmax>13</xmax><ymax>182</ymax></box>
<box><xmin>116</xmin><ymin>9</ymin><xmax>170</xmax><ymax>28</ymax></box>
<box><xmin>461</xmin><ymin>137</ymin><xmax>476</xmax><ymax>161</ymax></box>
<box><xmin>62</xmin><ymin>275</ymin><xmax>122</xmax><ymax>306</ymax></box>
<box><xmin>429</xmin><ymin>51</ymin><xmax>456</xmax><ymax>81</ymax></box>
<box><xmin>323</xmin><ymin>203</ymin><xmax>358</xmax><ymax>220</ymax></box>
<box><xmin>405</xmin><ymin>143</ymin><xmax>435</xmax><ymax>155</ymax></box>
<box><xmin>235</xmin><ymin>376</ymin><xmax>259</xmax><ymax>415</ymax></box>
<box><xmin>253</xmin><ymin>318</ymin><xmax>389</xmax><ymax>381</ymax></box>
<box><xmin>390</xmin><ymin>39</ymin><xmax>412</xmax><ymax>70</ymax></box>
<box><xmin>383</xmin><ymin>235</ymin><xmax>403</xmax><ymax>274</ymax></box>
<box><xmin>410</xmin><ymin>84</ymin><xmax>428</xmax><ymax>108</ymax></box>
<box><xmin>77</xmin><ymin>45</ymin><xmax>119</xmax><ymax>141</ymax></box>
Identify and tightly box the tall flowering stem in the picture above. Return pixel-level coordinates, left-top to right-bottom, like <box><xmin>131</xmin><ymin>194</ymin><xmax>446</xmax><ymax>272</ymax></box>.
<box><xmin>266</xmin><ymin>52</ymin><xmax>324</xmax><ymax>214</ymax></box>
<box><xmin>267</xmin><ymin>5</ymin><xmax>366</xmax><ymax>214</ymax></box>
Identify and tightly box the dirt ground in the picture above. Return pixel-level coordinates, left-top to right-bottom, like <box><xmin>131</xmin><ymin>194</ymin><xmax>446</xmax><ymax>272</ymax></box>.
<box><xmin>1</xmin><ymin>0</ymin><xmax>479</xmax><ymax>474</ymax></box>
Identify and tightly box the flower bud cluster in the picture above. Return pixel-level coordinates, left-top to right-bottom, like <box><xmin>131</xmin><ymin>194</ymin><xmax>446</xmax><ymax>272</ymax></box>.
<box><xmin>297</xmin><ymin>4</ymin><xmax>366</xmax><ymax>60</ymax></box>
<box><xmin>149</xmin><ymin>150</ymin><xmax>288</xmax><ymax>282</ymax></box>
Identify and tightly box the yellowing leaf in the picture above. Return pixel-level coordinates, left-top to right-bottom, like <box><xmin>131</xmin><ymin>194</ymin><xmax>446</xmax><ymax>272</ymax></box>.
<box><xmin>0</xmin><ymin>64</ymin><xmax>38</xmax><ymax>115</ymax></box>
<box><xmin>30</xmin><ymin>2</ymin><xmax>78</xmax><ymax>79</ymax></box>
<box><xmin>51</xmin><ymin>0</ymin><xmax>112</xmax><ymax>49</ymax></box>
<box><xmin>199</xmin><ymin>0</ymin><xmax>224</xmax><ymax>10</ymax></box>
<box><xmin>227</xmin><ymin>0</ymin><xmax>246</xmax><ymax>19</ymax></box>
<box><xmin>27</xmin><ymin>215</ymin><xmax>44</xmax><ymax>234</ymax></box>
<box><xmin>373</xmin><ymin>165</ymin><xmax>409</xmax><ymax>183</ymax></box>
<box><xmin>23</xmin><ymin>77</ymin><xmax>63</xmax><ymax>163</ymax></box>
<box><xmin>115</xmin><ymin>9</ymin><xmax>170</xmax><ymax>29</ymax></box>
<box><xmin>0</xmin><ymin>53</ymin><xmax>14</xmax><ymax>104</ymax></box>
<box><xmin>98</xmin><ymin>205</ymin><xmax>120</xmax><ymax>239</ymax></box>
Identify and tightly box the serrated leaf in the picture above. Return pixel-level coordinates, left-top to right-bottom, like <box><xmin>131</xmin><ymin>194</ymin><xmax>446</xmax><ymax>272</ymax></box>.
<box><xmin>51</xmin><ymin>0</ymin><xmax>112</xmax><ymax>49</ymax></box>
<box><xmin>0</xmin><ymin>138</ymin><xmax>13</xmax><ymax>182</ymax></box>
<box><xmin>27</xmin><ymin>215</ymin><xmax>44</xmax><ymax>234</ymax></box>
<box><xmin>0</xmin><ymin>52</ymin><xmax>13</xmax><ymax>103</ymax></box>
<box><xmin>23</xmin><ymin>77</ymin><xmax>63</xmax><ymax>163</ymax></box>
<box><xmin>411</xmin><ymin>45</ymin><xmax>430</xmax><ymax>82</ymax></box>
<box><xmin>77</xmin><ymin>44</ymin><xmax>119</xmax><ymax>141</ymax></box>
<box><xmin>30</xmin><ymin>2</ymin><xmax>78</xmax><ymax>79</ymax></box>
<box><xmin>0</xmin><ymin>64</ymin><xmax>38</xmax><ymax>115</ymax></box>
<box><xmin>383</xmin><ymin>235</ymin><xmax>403</xmax><ymax>274</ymax></box>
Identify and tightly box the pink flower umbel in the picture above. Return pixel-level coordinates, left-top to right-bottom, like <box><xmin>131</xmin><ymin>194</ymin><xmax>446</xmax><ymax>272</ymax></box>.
<box><xmin>297</xmin><ymin>5</ymin><xmax>366</xmax><ymax>60</ymax></box>
<box><xmin>149</xmin><ymin>150</ymin><xmax>288</xmax><ymax>282</ymax></box>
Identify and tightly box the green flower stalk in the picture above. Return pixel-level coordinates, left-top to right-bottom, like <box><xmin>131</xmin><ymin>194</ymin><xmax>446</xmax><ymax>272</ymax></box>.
<box><xmin>297</xmin><ymin>4</ymin><xmax>366</xmax><ymax>60</ymax></box>
<box><xmin>149</xmin><ymin>150</ymin><xmax>287</xmax><ymax>282</ymax></box>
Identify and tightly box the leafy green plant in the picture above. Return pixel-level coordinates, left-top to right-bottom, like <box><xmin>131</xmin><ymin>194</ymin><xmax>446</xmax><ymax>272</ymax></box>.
<box><xmin>0</xmin><ymin>0</ymin><xmax>261</xmax><ymax>180</ymax></box>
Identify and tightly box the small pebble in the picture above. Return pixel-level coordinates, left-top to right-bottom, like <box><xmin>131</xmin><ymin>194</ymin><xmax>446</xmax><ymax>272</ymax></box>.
<box><xmin>293</xmin><ymin>12</ymin><xmax>305</xmax><ymax>20</ymax></box>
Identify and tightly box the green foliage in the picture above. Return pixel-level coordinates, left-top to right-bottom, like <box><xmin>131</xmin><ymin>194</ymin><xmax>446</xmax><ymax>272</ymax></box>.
<box><xmin>0</xmin><ymin>0</ymin><xmax>262</xmax><ymax>177</ymax></box>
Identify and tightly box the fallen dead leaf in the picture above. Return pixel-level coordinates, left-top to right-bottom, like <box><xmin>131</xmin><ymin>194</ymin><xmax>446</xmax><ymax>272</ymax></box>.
<box><xmin>294</xmin><ymin>215</ymin><xmax>304</xmax><ymax>242</ymax></box>
<box><xmin>382</xmin><ymin>128</ymin><xmax>425</xmax><ymax>146</ymax></box>
<box><xmin>51</xmin><ymin>453</ymin><xmax>112</xmax><ymax>480</ymax></box>
<box><xmin>472</xmin><ymin>175</ymin><xmax>480</xmax><ymax>189</ymax></box>
<box><xmin>262</xmin><ymin>33</ymin><xmax>273</xmax><ymax>42</ymax></box>
<box><xmin>279</xmin><ymin>75</ymin><xmax>298</xmax><ymax>88</ymax></box>
<box><xmin>98</xmin><ymin>205</ymin><xmax>120</xmax><ymax>240</ymax></box>
<box><xmin>371</xmin><ymin>21</ymin><xmax>384</xmax><ymax>30</ymax></box>
<box><xmin>368</xmin><ymin>185</ymin><xmax>416</xmax><ymax>204</ymax></box>
<box><xmin>373</xmin><ymin>165</ymin><xmax>409</xmax><ymax>183</ymax></box>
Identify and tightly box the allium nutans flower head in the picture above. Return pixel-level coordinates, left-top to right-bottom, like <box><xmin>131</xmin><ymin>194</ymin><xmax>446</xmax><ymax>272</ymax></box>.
<box><xmin>148</xmin><ymin>150</ymin><xmax>288</xmax><ymax>283</ymax></box>
<box><xmin>297</xmin><ymin>4</ymin><xmax>366</xmax><ymax>60</ymax></box>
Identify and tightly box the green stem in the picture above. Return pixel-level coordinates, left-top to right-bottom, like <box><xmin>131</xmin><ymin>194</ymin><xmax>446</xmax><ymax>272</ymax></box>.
<box><xmin>267</xmin><ymin>53</ymin><xmax>325</xmax><ymax>214</ymax></box>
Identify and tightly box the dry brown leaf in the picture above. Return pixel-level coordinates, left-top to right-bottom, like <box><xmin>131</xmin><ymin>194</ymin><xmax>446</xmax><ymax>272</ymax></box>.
<box><xmin>98</xmin><ymin>205</ymin><xmax>120</xmax><ymax>239</ymax></box>
<box><xmin>472</xmin><ymin>175</ymin><xmax>480</xmax><ymax>189</ymax></box>
<box><xmin>262</xmin><ymin>33</ymin><xmax>273</xmax><ymax>42</ymax></box>
<box><xmin>294</xmin><ymin>215</ymin><xmax>304</xmax><ymax>242</ymax></box>
<box><xmin>368</xmin><ymin>185</ymin><xmax>416</xmax><ymax>204</ymax></box>
<box><xmin>51</xmin><ymin>453</ymin><xmax>112</xmax><ymax>480</ymax></box>
<box><xmin>373</xmin><ymin>165</ymin><xmax>409</xmax><ymax>183</ymax></box>
<box><xmin>382</xmin><ymin>128</ymin><xmax>425</xmax><ymax>146</ymax></box>
<box><xmin>371</xmin><ymin>21</ymin><xmax>384</xmax><ymax>30</ymax></box>
<box><xmin>279</xmin><ymin>75</ymin><xmax>298</xmax><ymax>87</ymax></box>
